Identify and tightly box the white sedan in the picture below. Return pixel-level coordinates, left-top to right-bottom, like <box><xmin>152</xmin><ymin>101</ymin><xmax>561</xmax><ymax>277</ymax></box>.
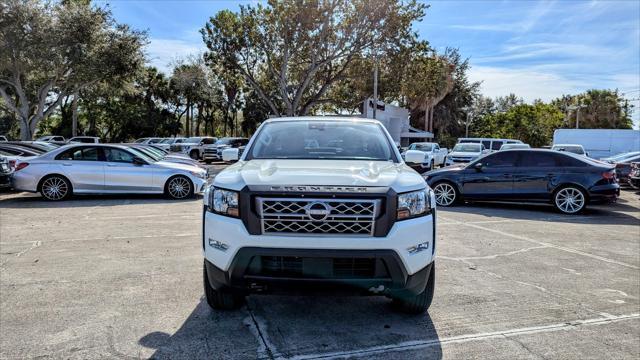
<box><xmin>11</xmin><ymin>144</ymin><xmax>208</xmax><ymax>201</ymax></box>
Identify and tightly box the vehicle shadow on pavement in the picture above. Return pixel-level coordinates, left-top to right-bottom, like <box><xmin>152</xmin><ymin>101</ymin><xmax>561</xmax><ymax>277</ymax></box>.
<box><xmin>0</xmin><ymin>193</ymin><xmax>203</xmax><ymax>208</ymax></box>
<box><xmin>441</xmin><ymin>200</ymin><xmax>640</xmax><ymax>226</ymax></box>
<box><xmin>139</xmin><ymin>296</ymin><xmax>442</xmax><ymax>359</ymax></box>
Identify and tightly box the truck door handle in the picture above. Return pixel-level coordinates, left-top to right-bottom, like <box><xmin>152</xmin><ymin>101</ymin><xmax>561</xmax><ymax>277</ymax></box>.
<box><xmin>503</xmin><ymin>173</ymin><xmax>512</xmax><ymax>178</ymax></box>
<box><xmin>62</xmin><ymin>163</ymin><xmax>72</xmax><ymax>166</ymax></box>
<box><xmin>106</xmin><ymin>163</ymin><xmax>117</xmax><ymax>167</ymax></box>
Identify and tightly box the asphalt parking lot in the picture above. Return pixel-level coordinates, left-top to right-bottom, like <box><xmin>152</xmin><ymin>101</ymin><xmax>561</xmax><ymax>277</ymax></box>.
<box><xmin>1</xmin><ymin>166</ymin><xmax>639</xmax><ymax>359</ymax></box>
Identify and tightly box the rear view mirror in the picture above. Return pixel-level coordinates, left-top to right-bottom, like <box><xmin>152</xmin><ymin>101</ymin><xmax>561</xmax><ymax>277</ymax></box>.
<box><xmin>474</xmin><ymin>162</ymin><xmax>484</xmax><ymax>171</ymax></box>
<box><xmin>404</xmin><ymin>150</ymin><xmax>424</xmax><ymax>164</ymax></box>
<box><xmin>222</xmin><ymin>148</ymin><xmax>240</xmax><ymax>162</ymax></box>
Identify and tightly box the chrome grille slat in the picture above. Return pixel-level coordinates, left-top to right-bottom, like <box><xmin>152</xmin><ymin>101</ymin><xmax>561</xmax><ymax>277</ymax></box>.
<box><xmin>257</xmin><ymin>197</ymin><xmax>379</xmax><ymax>236</ymax></box>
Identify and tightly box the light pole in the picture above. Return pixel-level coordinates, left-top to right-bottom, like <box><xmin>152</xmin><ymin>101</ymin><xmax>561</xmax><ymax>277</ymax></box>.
<box><xmin>567</xmin><ymin>103</ymin><xmax>587</xmax><ymax>129</ymax></box>
<box><xmin>463</xmin><ymin>107</ymin><xmax>473</xmax><ymax>137</ymax></box>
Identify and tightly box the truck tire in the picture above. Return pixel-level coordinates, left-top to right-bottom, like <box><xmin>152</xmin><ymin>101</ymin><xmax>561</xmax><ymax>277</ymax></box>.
<box><xmin>203</xmin><ymin>261</ymin><xmax>243</xmax><ymax>310</ymax></box>
<box><xmin>189</xmin><ymin>150</ymin><xmax>200</xmax><ymax>160</ymax></box>
<box><xmin>393</xmin><ymin>264</ymin><xmax>435</xmax><ymax>314</ymax></box>
<box><xmin>430</xmin><ymin>160</ymin><xmax>434</xmax><ymax>171</ymax></box>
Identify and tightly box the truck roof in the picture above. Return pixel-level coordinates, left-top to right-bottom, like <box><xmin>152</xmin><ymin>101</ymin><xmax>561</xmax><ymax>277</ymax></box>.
<box><xmin>264</xmin><ymin>116</ymin><xmax>382</xmax><ymax>125</ymax></box>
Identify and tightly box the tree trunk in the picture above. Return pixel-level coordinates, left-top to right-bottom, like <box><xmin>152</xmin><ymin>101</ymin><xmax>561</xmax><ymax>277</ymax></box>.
<box><xmin>195</xmin><ymin>102</ymin><xmax>202</xmax><ymax>136</ymax></box>
<box><xmin>71</xmin><ymin>89</ymin><xmax>79</xmax><ymax>137</ymax></box>
<box><xmin>233</xmin><ymin>111</ymin><xmax>237</xmax><ymax>136</ymax></box>
<box><xmin>185</xmin><ymin>99</ymin><xmax>191</xmax><ymax>137</ymax></box>
<box><xmin>19</xmin><ymin>118</ymin><xmax>31</xmax><ymax>141</ymax></box>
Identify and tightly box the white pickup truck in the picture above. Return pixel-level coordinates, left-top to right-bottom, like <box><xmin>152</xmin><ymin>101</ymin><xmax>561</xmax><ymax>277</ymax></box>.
<box><xmin>203</xmin><ymin>117</ymin><xmax>437</xmax><ymax>313</ymax></box>
<box><xmin>444</xmin><ymin>143</ymin><xmax>487</xmax><ymax>166</ymax></box>
<box><xmin>402</xmin><ymin>142</ymin><xmax>447</xmax><ymax>171</ymax></box>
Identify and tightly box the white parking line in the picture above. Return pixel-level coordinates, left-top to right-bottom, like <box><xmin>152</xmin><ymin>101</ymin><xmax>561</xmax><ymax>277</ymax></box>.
<box><xmin>0</xmin><ymin>233</ymin><xmax>198</xmax><ymax>245</ymax></box>
<box><xmin>439</xmin><ymin>216</ymin><xmax>640</xmax><ymax>270</ymax></box>
<box><xmin>290</xmin><ymin>313</ymin><xmax>640</xmax><ymax>359</ymax></box>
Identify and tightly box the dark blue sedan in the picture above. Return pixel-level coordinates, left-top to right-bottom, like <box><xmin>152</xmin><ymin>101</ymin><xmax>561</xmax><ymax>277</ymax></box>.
<box><xmin>423</xmin><ymin>149</ymin><xmax>619</xmax><ymax>214</ymax></box>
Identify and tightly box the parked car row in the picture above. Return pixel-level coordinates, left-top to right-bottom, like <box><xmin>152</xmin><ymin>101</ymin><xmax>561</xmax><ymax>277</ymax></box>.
<box><xmin>1</xmin><ymin>142</ymin><xmax>209</xmax><ymax>201</ymax></box>
<box><xmin>629</xmin><ymin>162</ymin><xmax>640</xmax><ymax>189</ymax></box>
<box><xmin>600</xmin><ymin>151</ymin><xmax>640</xmax><ymax>187</ymax></box>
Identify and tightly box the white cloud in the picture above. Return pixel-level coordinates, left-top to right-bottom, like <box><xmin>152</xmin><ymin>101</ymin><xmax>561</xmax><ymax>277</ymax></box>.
<box><xmin>468</xmin><ymin>65</ymin><xmax>585</xmax><ymax>102</ymax></box>
<box><xmin>145</xmin><ymin>38</ymin><xmax>206</xmax><ymax>74</ymax></box>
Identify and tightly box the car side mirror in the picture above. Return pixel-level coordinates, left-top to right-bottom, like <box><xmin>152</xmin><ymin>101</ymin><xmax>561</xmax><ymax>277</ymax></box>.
<box><xmin>222</xmin><ymin>148</ymin><xmax>240</xmax><ymax>162</ymax></box>
<box><xmin>132</xmin><ymin>157</ymin><xmax>146</xmax><ymax>166</ymax></box>
<box><xmin>474</xmin><ymin>162</ymin><xmax>484</xmax><ymax>171</ymax></box>
<box><xmin>404</xmin><ymin>150</ymin><xmax>424</xmax><ymax>164</ymax></box>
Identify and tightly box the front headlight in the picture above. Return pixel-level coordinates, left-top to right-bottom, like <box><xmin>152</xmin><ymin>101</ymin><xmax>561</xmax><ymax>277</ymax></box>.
<box><xmin>189</xmin><ymin>170</ymin><xmax>206</xmax><ymax>179</ymax></box>
<box><xmin>207</xmin><ymin>186</ymin><xmax>239</xmax><ymax>217</ymax></box>
<box><xmin>397</xmin><ymin>188</ymin><xmax>431</xmax><ymax>220</ymax></box>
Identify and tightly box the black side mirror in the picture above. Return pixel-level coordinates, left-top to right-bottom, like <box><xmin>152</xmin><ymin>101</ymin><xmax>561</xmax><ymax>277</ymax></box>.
<box><xmin>474</xmin><ymin>162</ymin><xmax>484</xmax><ymax>171</ymax></box>
<box><xmin>132</xmin><ymin>157</ymin><xmax>145</xmax><ymax>166</ymax></box>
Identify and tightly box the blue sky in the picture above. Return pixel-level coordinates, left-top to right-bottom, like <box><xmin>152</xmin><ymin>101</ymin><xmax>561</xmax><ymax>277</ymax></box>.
<box><xmin>101</xmin><ymin>0</ymin><xmax>640</xmax><ymax>126</ymax></box>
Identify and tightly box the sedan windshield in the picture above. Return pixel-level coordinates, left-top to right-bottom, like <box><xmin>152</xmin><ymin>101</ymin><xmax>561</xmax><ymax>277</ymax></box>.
<box><xmin>248</xmin><ymin>120</ymin><xmax>395</xmax><ymax>161</ymax></box>
<box><xmin>604</xmin><ymin>151</ymin><xmax>640</xmax><ymax>162</ymax></box>
<box><xmin>453</xmin><ymin>144</ymin><xmax>482</xmax><ymax>152</ymax></box>
<box><xmin>130</xmin><ymin>147</ymin><xmax>163</xmax><ymax>161</ymax></box>
<box><xmin>127</xmin><ymin>148</ymin><xmax>156</xmax><ymax>163</ymax></box>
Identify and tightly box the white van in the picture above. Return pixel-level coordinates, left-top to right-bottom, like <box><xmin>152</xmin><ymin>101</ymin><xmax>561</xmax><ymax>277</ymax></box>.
<box><xmin>457</xmin><ymin>138</ymin><xmax>523</xmax><ymax>153</ymax></box>
<box><xmin>553</xmin><ymin>129</ymin><xmax>640</xmax><ymax>159</ymax></box>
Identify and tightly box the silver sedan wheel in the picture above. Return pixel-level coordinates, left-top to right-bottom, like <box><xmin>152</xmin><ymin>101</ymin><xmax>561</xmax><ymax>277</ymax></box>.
<box><xmin>41</xmin><ymin>176</ymin><xmax>69</xmax><ymax>201</ymax></box>
<box><xmin>555</xmin><ymin>187</ymin><xmax>585</xmax><ymax>214</ymax></box>
<box><xmin>433</xmin><ymin>183</ymin><xmax>456</xmax><ymax>206</ymax></box>
<box><xmin>167</xmin><ymin>177</ymin><xmax>192</xmax><ymax>199</ymax></box>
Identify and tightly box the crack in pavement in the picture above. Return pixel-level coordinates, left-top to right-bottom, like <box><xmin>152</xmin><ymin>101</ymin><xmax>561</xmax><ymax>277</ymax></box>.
<box><xmin>245</xmin><ymin>303</ymin><xmax>277</xmax><ymax>360</ymax></box>
<box><xmin>0</xmin><ymin>240</ymin><xmax>41</xmax><ymax>269</ymax></box>
<box><xmin>439</xmin><ymin>216</ymin><xmax>640</xmax><ymax>270</ymax></box>
<box><xmin>288</xmin><ymin>313</ymin><xmax>640</xmax><ymax>359</ymax></box>
<box><xmin>438</xmin><ymin>245</ymin><xmax>550</xmax><ymax>261</ymax></box>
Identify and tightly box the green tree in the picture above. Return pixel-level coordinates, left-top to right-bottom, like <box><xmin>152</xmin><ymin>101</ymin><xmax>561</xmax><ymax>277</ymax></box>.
<box><xmin>201</xmin><ymin>0</ymin><xmax>426</xmax><ymax>117</ymax></box>
<box><xmin>552</xmin><ymin>89</ymin><xmax>633</xmax><ymax>129</ymax></box>
<box><xmin>470</xmin><ymin>102</ymin><xmax>564</xmax><ymax>147</ymax></box>
<box><xmin>0</xmin><ymin>0</ymin><xmax>146</xmax><ymax>140</ymax></box>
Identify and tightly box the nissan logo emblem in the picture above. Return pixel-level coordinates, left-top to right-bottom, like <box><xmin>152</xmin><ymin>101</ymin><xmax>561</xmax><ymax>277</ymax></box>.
<box><xmin>306</xmin><ymin>202</ymin><xmax>331</xmax><ymax>221</ymax></box>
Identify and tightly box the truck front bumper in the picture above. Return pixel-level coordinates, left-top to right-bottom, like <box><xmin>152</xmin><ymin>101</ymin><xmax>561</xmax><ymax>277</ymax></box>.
<box><xmin>205</xmin><ymin>250</ymin><xmax>433</xmax><ymax>296</ymax></box>
<box><xmin>203</xmin><ymin>211</ymin><xmax>436</xmax><ymax>294</ymax></box>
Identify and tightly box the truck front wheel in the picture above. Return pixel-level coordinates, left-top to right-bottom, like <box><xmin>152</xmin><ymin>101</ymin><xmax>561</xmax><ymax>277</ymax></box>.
<box><xmin>203</xmin><ymin>261</ymin><xmax>243</xmax><ymax>310</ymax></box>
<box><xmin>393</xmin><ymin>264</ymin><xmax>435</xmax><ymax>314</ymax></box>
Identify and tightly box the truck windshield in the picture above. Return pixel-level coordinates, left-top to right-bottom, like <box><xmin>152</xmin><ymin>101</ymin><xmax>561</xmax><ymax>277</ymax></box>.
<box><xmin>215</xmin><ymin>138</ymin><xmax>235</xmax><ymax>145</ymax></box>
<box><xmin>452</xmin><ymin>144</ymin><xmax>481</xmax><ymax>152</ymax></box>
<box><xmin>411</xmin><ymin>143</ymin><xmax>434</xmax><ymax>151</ymax></box>
<box><xmin>552</xmin><ymin>145</ymin><xmax>584</xmax><ymax>154</ymax></box>
<box><xmin>248</xmin><ymin>120</ymin><xmax>395</xmax><ymax>161</ymax></box>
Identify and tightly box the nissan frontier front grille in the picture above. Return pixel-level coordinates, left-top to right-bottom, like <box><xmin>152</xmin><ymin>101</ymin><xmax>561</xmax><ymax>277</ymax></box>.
<box><xmin>257</xmin><ymin>197</ymin><xmax>380</xmax><ymax>236</ymax></box>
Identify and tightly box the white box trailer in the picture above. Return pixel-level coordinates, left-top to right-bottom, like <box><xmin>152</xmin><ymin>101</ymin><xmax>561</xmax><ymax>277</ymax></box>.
<box><xmin>552</xmin><ymin>129</ymin><xmax>640</xmax><ymax>159</ymax></box>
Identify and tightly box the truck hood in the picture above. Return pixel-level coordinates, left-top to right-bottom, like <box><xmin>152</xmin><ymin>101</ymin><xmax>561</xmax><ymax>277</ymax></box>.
<box><xmin>213</xmin><ymin>159</ymin><xmax>426</xmax><ymax>192</ymax></box>
<box><xmin>448</xmin><ymin>151</ymin><xmax>482</xmax><ymax>157</ymax></box>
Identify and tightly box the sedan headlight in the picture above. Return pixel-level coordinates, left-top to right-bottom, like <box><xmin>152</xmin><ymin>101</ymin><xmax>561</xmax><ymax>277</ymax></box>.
<box><xmin>397</xmin><ymin>188</ymin><xmax>431</xmax><ymax>220</ymax></box>
<box><xmin>207</xmin><ymin>186</ymin><xmax>239</xmax><ymax>217</ymax></box>
<box><xmin>189</xmin><ymin>170</ymin><xmax>206</xmax><ymax>179</ymax></box>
